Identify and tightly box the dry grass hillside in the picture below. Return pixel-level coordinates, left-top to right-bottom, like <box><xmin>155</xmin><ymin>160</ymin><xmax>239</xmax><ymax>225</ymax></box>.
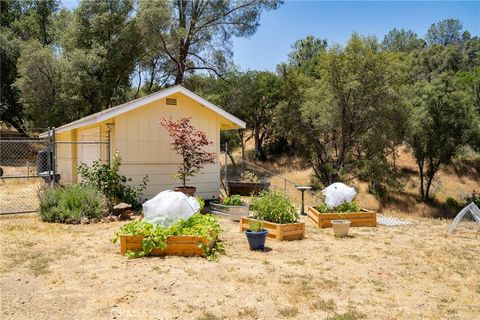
<box><xmin>228</xmin><ymin>141</ymin><xmax>479</xmax><ymax>219</ymax></box>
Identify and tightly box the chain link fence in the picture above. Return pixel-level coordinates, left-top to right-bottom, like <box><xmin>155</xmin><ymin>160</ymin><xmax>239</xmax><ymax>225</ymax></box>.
<box><xmin>0</xmin><ymin>128</ymin><xmax>109</xmax><ymax>215</ymax></box>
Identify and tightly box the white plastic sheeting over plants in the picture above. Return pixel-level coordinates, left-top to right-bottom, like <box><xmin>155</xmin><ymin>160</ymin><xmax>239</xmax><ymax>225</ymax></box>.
<box><xmin>322</xmin><ymin>182</ymin><xmax>357</xmax><ymax>209</ymax></box>
<box><xmin>143</xmin><ymin>190</ymin><xmax>200</xmax><ymax>226</ymax></box>
<box><xmin>446</xmin><ymin>202</ymin><xmax>480</xmax><ymax>236</ymax></box>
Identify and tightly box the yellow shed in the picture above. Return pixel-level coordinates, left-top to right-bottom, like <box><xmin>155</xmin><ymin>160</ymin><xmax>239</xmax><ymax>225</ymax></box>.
<box><xmin>43</xmin><ymin>85</ymin><xmax>245</xmax><ymax>200</ymax></box>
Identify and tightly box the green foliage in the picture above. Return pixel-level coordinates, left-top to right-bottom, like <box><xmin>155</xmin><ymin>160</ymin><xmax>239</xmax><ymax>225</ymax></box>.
<box><xmin>382</xmin><ymin>28</ymin><xmax>425</xmax><ymax>52</ymax></box>
<box><xmin>222</xmin><ymin>195</ymin><xmax>243</xmax><ymax>206</ymax></box>
<box><xmin>465</xmin><ymin>192</ymin><xmax>480</xmax><ymax>207</ymax></box>
<box><xmin>251</xmin><ymin>190</ymin><xmax>298</xmax><ymax>224</ymax></box>
<box><xmin>195</xmin><ymin>196</ymin><xmax>205</xmax><ymax>212</ymax></box>
<box><xmin>248</xmin><ymin>219</ymin><xmax>264</xmax><ymax>232</ymax></box>
<box><xmin>408</xmin><ymin>74</ymin><xmax>476</xmax><ymax>200</ymax></box>
<box><xmin>38</xmin><ymin>184</ymin><xmax>106</xmax><ymax>223</ymax></box>
<box><xmin>77</xmin><ymin>152</ymin><xmax>148</xmax><ymax>210</ymax></box>
<box><xmin>112</xmin><ymin>214</ymin><xmax>223</xmax><ymax>260</ymax></box>
<box><xmin>426</xmin><ymin>19</ymin><xmax>464</xmax><ymax>46</ymax></box>
<box><xmin>315</xmin><ymin>201</ymin><xmax>361</xmax><ymax>214</ymax></box>
<box><xmin>299</xmin><ymin>34</ymin><xmax>408</xmax><ymax>187</ymax></box>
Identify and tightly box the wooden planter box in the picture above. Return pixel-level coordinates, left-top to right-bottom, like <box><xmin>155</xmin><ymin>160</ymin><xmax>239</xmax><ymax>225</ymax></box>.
<box><xmin>119</xmin><ymin>235</ymin><xmax>215</xmax><ymax>257</ymax></box>
<box><xmin>239</xmin><ymin>217</ymin><xmax>305</xmax><ymax>241</ymax></box>
<box><xmin>307</xmin><ymin>206</ymin><xmax>377</xmax><ymax>228</ymax></box>
<box><xmin>228</xmin><ymin>181</ymin><xmax>270</xmax><ymax>196</ymax></box>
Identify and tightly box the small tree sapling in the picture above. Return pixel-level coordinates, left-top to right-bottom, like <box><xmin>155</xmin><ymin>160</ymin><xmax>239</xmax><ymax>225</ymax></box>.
<box><xmin>160</xmin><ymin>117</ymin><xmax>216</xmax><ymax>188</ymax></box>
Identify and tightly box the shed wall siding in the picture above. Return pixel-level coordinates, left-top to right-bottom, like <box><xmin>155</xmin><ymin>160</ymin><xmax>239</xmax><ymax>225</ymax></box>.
<box><xmin>113</xmin><ymin>94</ymin><xmax>221</xmax><ymax>200</ymax></box>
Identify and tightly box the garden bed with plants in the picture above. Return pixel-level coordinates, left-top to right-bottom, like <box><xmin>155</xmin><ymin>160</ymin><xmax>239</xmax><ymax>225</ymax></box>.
<box><xmin>113</xmin><ymin>214</ymin><xmax>223</xmax><ymax>260</ymax></box>
<box><xmin>239</xmin><ymin>190</ymin><xmax>304</xmax><ymax>241</ymax></box>
<box><xmin>307</xmin><ymin>202</ymin><xmax>376</xmax><ymax>228</ymax></box>
<box><xmin>210</xmin><ymin>195</ymin><xmax>250</xmax><ymax>220</ymax></box>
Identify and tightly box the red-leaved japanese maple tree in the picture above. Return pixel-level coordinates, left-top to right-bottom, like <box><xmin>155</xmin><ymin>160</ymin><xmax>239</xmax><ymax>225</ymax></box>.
<box><xmin>160</xmin><ymin>117</ymin><xmax>216</xmax><ymax>188</ymax></box>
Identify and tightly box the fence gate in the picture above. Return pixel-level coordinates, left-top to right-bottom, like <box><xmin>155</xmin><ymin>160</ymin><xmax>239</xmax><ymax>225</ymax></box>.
<box><xmin>0</xmin><ymin>137</ymin><xmax>53</xmax><ymax>214</ymax></box>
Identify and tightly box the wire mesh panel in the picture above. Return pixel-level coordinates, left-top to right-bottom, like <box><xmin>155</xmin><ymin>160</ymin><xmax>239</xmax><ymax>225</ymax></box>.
<box><xmin>0</xmin><ymin>138</ymin><xmax>50</xmax><ymax>214</ymax></box>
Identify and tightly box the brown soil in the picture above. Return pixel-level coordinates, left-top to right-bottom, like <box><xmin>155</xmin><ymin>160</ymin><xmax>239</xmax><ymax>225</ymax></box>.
<box><xmin>1</xmin><ymin>213</ymin><xmax>479</xmax><ymax>320</ymax></box>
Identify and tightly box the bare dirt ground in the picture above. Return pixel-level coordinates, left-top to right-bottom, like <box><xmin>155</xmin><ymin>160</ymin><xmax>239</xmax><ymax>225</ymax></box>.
<box><xmin>1</xmin><ymin>213</ymin><xmax>479</xmax><ymax>320</ymax></box>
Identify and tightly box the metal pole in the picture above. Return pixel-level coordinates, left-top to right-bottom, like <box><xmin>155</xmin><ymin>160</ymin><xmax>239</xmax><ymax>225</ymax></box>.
<box><xmin>107</xmin><ymin>127</ymin><xmax>111</xmax><ymax>167</ymax></box>
<box><xmin>301</xmin><ymin>189</ymin><xmax>306</xmax><ymax>215</ymax></box>
<box><xmin>47</xmin><ymin>127</ymin><xmax>51</xmax><ymax>186</ymax></box>
<box><xmin>224</xmin><ymin>142</ymin><xmax>228</xmax><ymax>196</ymax></box>
<box><xmin>51</xmin><ymin>127</ymin><xmax>56</xmax><ymax>186</ymax></box>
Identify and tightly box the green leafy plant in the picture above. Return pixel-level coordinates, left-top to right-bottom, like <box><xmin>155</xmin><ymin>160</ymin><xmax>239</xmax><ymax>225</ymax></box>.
<box><xmin>77</xmin><ymin>152</ymin><xmax>148</xmax><ymax>210</ymax></box>
<box><xmin>38</xmin><ymin>184</ymin><xmax>106</xmax><ymax>223</ymax></box>
<box><xmin>222</xmin><ymin>195</ymin><xmax>243</xmax><ymax>206</ymax></box>
<box><xmin>315</xmin><ymin>201</ymin><xmax>361</xmax><ymax>214</ymax></box>
<box><xmin>250</xmin><ymin>190</ymin><xmax>298</xmax><ymax>224</ymax></box>
<box><xmin>195</xmin><ymin>196</ymin><xmax>205</xmax><ymax>212</ymax></box>
<box><xmin>112</xmin><ymin>214</ymin><xmax>223</xmax><ymax>260</ymax></box>
<box><xmin>248</xmin><ymin>219</ymin><xmax>264</xmax><ymax>232</ymax></box>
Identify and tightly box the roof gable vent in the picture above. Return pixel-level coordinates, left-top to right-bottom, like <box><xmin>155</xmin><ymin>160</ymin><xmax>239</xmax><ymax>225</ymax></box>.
<box><xmin>166</xmin><ymin>98</ymin><xmax>177</xmax><ymax>106</ymax></box>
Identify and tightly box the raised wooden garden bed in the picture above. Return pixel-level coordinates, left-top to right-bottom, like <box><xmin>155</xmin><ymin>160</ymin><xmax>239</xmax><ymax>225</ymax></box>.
<box><xmin>239</xmin><ymin>217</ymin><xmax>305</xmax><ymax>241</ymax></box>
<box><xmin>119</xmin><ymin>235</ymin><xmax>215</xmax><ymax>257</ymax></box>
<box><xmin>307</xmin><ymin>206</ymin><xmax>377</xmax><ymax>228</ymax></box>
<box><xmin>228</xmin><ymin>181</ymin><xmax>270</xmax><ymax>196</ymax></box>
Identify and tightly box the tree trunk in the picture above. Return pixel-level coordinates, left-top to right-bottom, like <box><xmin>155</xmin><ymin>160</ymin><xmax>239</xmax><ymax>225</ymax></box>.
<box><xmin>238</xmin><ymin>130</ymin><xmax>245</xmax><ymax>160</ymax></box>
<box><xmin>418</xmin><ymin>162</ymin><xmax>425</xmax><ymax>200</ymax></box>
<box><xmin>254</xmin><ymin>129</ymin><xmax>262</xmax><ymax>159</ymax></box>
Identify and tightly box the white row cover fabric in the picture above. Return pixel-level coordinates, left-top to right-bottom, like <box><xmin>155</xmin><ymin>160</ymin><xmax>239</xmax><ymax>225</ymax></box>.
<box><xmin>143</xmin><ymin>190</ymin><xmax>200</xmax><ymax>226</ymax></box>
<box><xmin>322</xmin><ymin>182</ymin><xmax>357</xmax><ymax>209</ymax></box>
<box><xmin>446</xmin><ymin>202</ymin><xmax>480</xmax><ymax>236</ymax></box>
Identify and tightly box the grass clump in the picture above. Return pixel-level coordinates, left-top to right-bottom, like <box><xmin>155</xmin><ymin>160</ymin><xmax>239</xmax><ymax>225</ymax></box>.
<box><xmin>251</xmin><ymin>190</ymin><xmax>298</xmax><ymax>224</ymax></box>
<box><xmin>38</xmin><ymin>184</ymin><xmax>106</xmax><ymax>223</ymax></box>
<box><xmin>278</xmin><ymin>306</ymin><xmax>299</xmax><ymax>318</ymax></box>
<box><xmin>326</xmin><ymin>310</ymin><xmax>366</xmax><ymax>320</ymax></box>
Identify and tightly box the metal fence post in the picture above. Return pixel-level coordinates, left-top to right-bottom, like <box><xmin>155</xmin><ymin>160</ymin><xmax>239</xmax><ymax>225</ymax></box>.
<box><xmin>106</xmin><ymin>123</ymin><xmax>114</xmax><ymax>167</ymax></box>
<box><xmin>47</xmin><ymin>127</ymin><xmax>51</xmax><ymax>185</ymax></box>
<box><xmin>51</xmin><ymin>127</ymin><xmax>56</xmax><ymax>187</ymax></box>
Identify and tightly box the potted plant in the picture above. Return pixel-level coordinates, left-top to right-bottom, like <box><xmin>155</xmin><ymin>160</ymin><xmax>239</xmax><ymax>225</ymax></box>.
<box><xmin>160</xmin><ymin>117</ymin><xmax>216</xmax><ymax>196</ymax></box>
<box><xmin>240</xmin><ymin>190</ymin><xmax>305</xmax><ymax>241</ymax></box>
<box><xmin>245</xmin><ymin>220</ymin><xmax>268</xmax><ymax>250</ymax></box>
<box><xmin>331</xmin><ymin>219</ymin><xmax>351</xmax><ymax>237</ymax></box>
<box><xmin>228</xmin><ymin>171</ymin><xmax>270</xmax><ymax>196</ymax></box>
<box><xmin>210</xmin><ymin>195</ymin><xmax>250</xmax><ymax>220</ymax></box>
<box><xmin>307</xmin><ymin>201</ymin><xmax>376</xmax><ymax>228</ymax></box>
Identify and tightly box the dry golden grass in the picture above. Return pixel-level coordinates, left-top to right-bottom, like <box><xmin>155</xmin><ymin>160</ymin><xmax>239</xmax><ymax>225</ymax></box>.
<box><xmin>1</xmin><ymin>214</ymin><xmax>479</xmax><ymax>320</ymax></box>
<box><xmin>227</xmin><ymin>144</ymin><xmax>479</xmax><ymax>218</ymax></box>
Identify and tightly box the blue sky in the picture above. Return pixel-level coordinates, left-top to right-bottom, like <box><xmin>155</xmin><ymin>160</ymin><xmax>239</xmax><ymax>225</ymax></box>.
<box><xmin>61</xmin><ymin>1</ymin><xmax>480</xmax><ymax>71</ymax></box>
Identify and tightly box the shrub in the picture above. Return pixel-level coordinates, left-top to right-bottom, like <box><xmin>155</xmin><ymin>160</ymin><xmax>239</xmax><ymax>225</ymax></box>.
<box><xmin>38</xmin><ymin>184</ymin><xmax>106</xmax><ymax>223</ymax></box>
<box><xmin>77</xmin><ymin>152</ymin><xmax>148</xmax><ymax>210</ymax></box>
<box><xmin>465</xmin><ymin>191</ymin><xmax>480</xmax><ymax>207</ymax></box>
<box><xmin>251</xmin><ymin>190</ymin><xmax>298</xmax><ymax>224</ymax></box>
<box><xmin>222</xmin><ymin>195</ymin><xmax>243</xmax><ymax>206</ymax></box>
